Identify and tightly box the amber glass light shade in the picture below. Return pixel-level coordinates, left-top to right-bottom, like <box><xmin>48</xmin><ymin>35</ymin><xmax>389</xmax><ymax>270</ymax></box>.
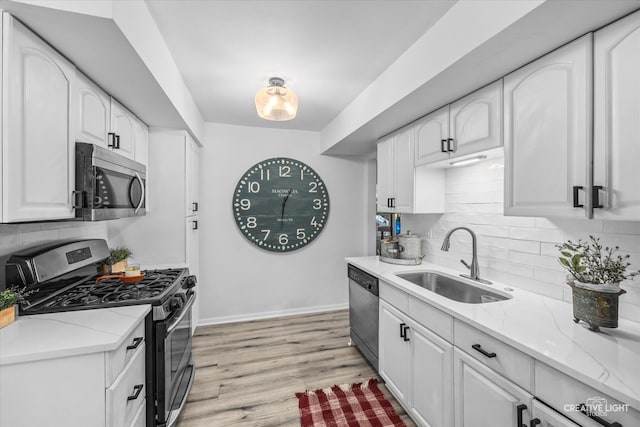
<box><xmin>255</xmin><ymin>77</ymin><xmax>298</xmax><ymax>121</ymax></box>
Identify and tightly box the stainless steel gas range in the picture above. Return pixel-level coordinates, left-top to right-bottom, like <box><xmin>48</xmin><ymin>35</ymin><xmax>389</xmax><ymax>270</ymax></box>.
<box><xmin>5</xmin><ymin>239</ymin><xmax>196</xmax><ymax>427</ymax></box>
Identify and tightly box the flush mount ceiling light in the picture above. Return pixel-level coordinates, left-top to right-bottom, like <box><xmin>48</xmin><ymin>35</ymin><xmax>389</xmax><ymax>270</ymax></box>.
<box><xmin>450</xmin><ymin>155</ymin><xmax>488</xmax><ymax>167</ymax></box>
<box><xmin>255</xmin><ymin>77</ymin><xmax>298</xmax><ymax>121</ymax></box>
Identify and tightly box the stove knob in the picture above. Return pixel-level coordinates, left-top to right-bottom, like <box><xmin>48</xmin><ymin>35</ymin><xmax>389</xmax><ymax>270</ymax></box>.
<box><xmin>169</xmin><ymin>297</ymin><xmax>183</xmax><ymax>311</ymax></box>
<box><xmin>183</xmin><ymin>275</ymin><xmax>197</xmax><ymax>289</ymax></box>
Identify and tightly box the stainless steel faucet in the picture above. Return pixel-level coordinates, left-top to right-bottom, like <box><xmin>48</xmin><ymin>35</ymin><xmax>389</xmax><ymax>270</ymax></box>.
<box><xmin>441</xmin><ymin>227</ymin><xmax>492</xmax><ymax>284</ymax></box>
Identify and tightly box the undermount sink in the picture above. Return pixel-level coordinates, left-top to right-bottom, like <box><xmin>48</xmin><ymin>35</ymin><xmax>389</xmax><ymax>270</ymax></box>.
<box><xmin>395</xmin><ymin>271</ymin><xmax>512</xmax><ymax>304</ymax></box>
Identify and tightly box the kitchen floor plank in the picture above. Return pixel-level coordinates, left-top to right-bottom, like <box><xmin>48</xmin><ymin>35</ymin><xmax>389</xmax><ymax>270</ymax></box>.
<box><xmin>177</xmin><ymin>309</ymin><xmax>416</xmax><ymax>427</ymax></box>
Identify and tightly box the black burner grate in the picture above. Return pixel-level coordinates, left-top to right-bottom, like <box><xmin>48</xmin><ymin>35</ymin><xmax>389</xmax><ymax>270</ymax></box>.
<box><xmin>22</xmin><ymin>268</ymin><xmax>186</xmax><ymax>313</ymax></box>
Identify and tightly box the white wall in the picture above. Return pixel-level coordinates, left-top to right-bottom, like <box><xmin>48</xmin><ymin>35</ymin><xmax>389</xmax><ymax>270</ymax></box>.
<box><xmin>198</xmin><ymin>123</ymin><xmax>370</xmax><ymax>324</ymax></box>
<box><xmin>402</xmin><ymin>156</ymin><xmax>640</xmax><ymax>323</ymax></box>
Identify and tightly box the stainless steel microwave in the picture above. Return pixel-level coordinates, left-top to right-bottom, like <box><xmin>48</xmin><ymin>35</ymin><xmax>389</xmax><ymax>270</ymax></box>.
<box><xmin>74</xmin><ymin>142</ymin><xmax>146</xmax><ymax>221</ymax></box>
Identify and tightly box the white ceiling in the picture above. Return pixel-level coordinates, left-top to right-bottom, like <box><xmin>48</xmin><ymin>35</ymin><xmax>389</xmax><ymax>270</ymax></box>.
<box><xmin>145</xmin><ymin>0</ymin><xmax>456</xmax><ymax>131</ymax></box>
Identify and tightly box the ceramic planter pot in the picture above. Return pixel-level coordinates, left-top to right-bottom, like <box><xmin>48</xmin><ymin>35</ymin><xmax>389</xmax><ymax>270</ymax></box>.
<box><xmin>570</xmin><ymin>282</ymin><xmax>626</xmax><ymax>332</ymax></box>
<box><xmin>0</xmin><ymin>305</ymin><xmax>16</xmax><ymax>329</ymax></box>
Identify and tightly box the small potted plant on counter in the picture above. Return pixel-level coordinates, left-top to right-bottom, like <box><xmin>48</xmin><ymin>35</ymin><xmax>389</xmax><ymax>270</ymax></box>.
<box><xmin>99</xmin><ymin>247</ymin><xmax>132</xmax><ymax>274</ymax></box>
<box><xmin>0</xmin><ymin>287</ymin><xmax>33</xmax><ymax>328</ymax></box>
<box><xmin>557</xmin><ymin>235</ymin><xmax>639</xmax><ymax>331</ymax></box>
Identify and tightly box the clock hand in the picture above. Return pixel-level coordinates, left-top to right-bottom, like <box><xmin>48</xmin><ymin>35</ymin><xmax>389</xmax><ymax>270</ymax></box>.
<box><xmin>281</xmin><ymin>189</ymin><xmax>293</xmax><ymax>227</ymax></box>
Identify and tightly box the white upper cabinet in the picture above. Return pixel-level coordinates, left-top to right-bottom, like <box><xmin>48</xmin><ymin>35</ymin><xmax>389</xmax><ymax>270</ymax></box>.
<box><xmin>415</xmin><ymin>81</ymin><xmax>502</xmax><ymax>167</ymax></box>
<box><xmin>185</xmin><ymin>135</ymin><xmax>199</xmax><ymax>217</ymax></box>
<box><xmin>449</xmin><ymin>80</ymin><xmax>503</xmax><ymax>158</ymax></box>
<box><xmin>377</xmin><ymin>129</ymin><xmax>445</xmax><ymax>214</ymax></box>
<box><xmin>2</xmin><ymin>13</ymin><xmax>77</xmax><ymax>222</ymax></box>
<box><xmin>77</xmin><ymin>72</ymin><xmax>111</xmax><ymax>148</ymax></box>
<box><xmin>392</xmin><ymin>128</ymin><xmax>415</xmax><ymax>213</ymax></box>
<box><xmin>504</xmin><ymin>34</ymin><xmax>592</xmax><ymax>218</ymax></box>
<box><xmin>593</xmin><ymin>9</ymin><xmax>640</xmax><ymax>220</ymax></box>
<box><xmin>376</xmin><ymin>136</ymin><xmax>395</xmax><ymax>212</ymax></box>
<box><xmin>110</xmin><ymin>99</ymin><xmax>136</xmax><ymax>160</ymax></box>
<box><xmin>415</xmin><ymin>106</ymin><xmax>450</xmax><ymax>166</ymax></box>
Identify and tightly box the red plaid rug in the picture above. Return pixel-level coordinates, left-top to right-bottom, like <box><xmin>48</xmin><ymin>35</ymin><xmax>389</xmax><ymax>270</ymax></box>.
<box><xmin>296</xmin><ymin>379</ymin><xmax>406</xmax><ymax>427</ymax></box>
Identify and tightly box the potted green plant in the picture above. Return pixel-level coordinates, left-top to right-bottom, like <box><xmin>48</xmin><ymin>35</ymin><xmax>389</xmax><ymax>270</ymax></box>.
<box><xmin>99</xmin><ymin>247</ymin><xmax>132</xmax><ymax>274</ymax></box>
<box><xmin>557</xmin><ymin>235</ymin><xmax>639</xmax><ymax>331</ymax></box>
<box><xmin>0</xmin><ymin>287</ymin><xmax>33</xmax><ymax>328</ymax></box>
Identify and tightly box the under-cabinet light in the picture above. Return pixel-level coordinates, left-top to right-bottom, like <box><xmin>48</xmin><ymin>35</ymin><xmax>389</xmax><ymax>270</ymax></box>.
<box><xmin>450</xmin><ymin>155</ymin><xmax>487</xmax><ymax>167</ymax></box>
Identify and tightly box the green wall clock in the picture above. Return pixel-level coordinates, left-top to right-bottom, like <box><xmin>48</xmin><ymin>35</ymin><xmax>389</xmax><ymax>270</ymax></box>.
<box><xmin>233</xmin><ymin>158</ymin><xmax>330</xmax><ymax>252</ymax></box>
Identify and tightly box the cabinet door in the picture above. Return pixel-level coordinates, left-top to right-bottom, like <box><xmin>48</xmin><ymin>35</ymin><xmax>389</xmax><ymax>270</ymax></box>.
<box><xmin>379</xmin><ymin>301</ymin><xmax>411</xmax><ymax>404</ymax></box>
<box><xmin>3</xmin><ymin>14</ymin><xmax>77</xmax><ymax>221</ymax></box>
<box><xmin>377</xmin><ymin>136</ymin><xmax>395</xmax><ymax>211</ymax></box>
<box><xmin>504</xmin><ymin>35</ymin><xmax>592</xmax><ymax>218</ymax></box>
<box><xmin>110</xmin><ymin>99</ymin><xmax>136</xmax><ymax>159</ymax></box>
<box><xmin>187</xmin><ymin>216</ymin><xmax>199</xmax><ymax>333</ymax></box>
<box><xmin>77</xmin><ymin>72</ymin><xmax>110</xmax><ymax>148</ymax></box>
<box><xmin>449</xmin><ymin>80</ymin><xmax>503</xmax><ymax>159</ymax></box>
<box><xmin>186</xmin><ymin>136</ymin><xmax>199</xmax><ymax>217</ymax></box>
<box><xmin>409</xmin><ymin>321</ymin><xmax>454</xmax><ymax>427</ymax></box>
<box><xmin>531</xmin><ymin>400</ymin><xmax>580</xmax><ymax>427</ymax></box>
<box><xmin>415</xmin><ymin>106</ymin><xmax>449</xmax><ymax>166</ymax></box>
<box><xmin>593</xmin><ymin>10</ymin><xmax>640</xmax><ymax>219</ymax></box>
<box><xmin>133</xmin><ymin>118</ymin><xmax>148</xmax><ymax>167</ymax></box>
<box><xmin>393</xmin><ymin>127</ymin><xmax>415</xmax><ymax>213</ymax></box>
<box><xmin>454</xmin><ymin>349</ymin><xmax>533</xmax><ymax>427</ymax></box>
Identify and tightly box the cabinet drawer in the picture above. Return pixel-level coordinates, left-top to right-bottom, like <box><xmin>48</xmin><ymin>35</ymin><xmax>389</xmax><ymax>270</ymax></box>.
<box><xmin>535</xmin><ymin>362</ymin><xmax>640</xmax><ymax>427</ymax></box>
<box><xmin>106</xmin><ymin>345</ymin><xmax>146</xmax><ymax>427</ymax></box>
<box><xmin>380</xmin><ymin>281</ymin><xmax>409</xmax><ymax>313</ymax></box>
<box><xmin>454</xmin><ymin>320</ymin><xmax>533</xmax><ymax>391</ymax></box>
<box><xmin>105</xmin><ymin>319</ymin><xmax>145</xmax><ymax>385</ymax></box>
<box><xmin>408</xmin><ymin>296</ymin><xmax>453</xmax><ymax>342</ymax></box>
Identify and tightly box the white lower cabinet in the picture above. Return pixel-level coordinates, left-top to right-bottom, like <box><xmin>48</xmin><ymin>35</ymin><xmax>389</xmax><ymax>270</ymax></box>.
<box><xmin>531</xmin><ymin>400</ymin><xmax>580</xmax><ymax>427</ymax></box>
<box><xmin>379</xmin><ymin>299</ymin><xmax>453</xmax><ymax>427</ymax></box>
<box><xmin>0</xmin><ymin>314</ymin><xmax>146</xmax><ymax>427</ymax></box>
<box><xmin>454</xmin><ymin>348</ymin><xmax>533</xmax><ymax>427</ymax></box>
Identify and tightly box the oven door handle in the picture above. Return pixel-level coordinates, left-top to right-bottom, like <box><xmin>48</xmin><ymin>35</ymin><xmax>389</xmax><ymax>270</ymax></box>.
<box><xmin>131</xmin><ymin>172</ymin><xmax>145</xmax><ymax>214</ymax></box>
<box><xmin>166</xmin><ymin>364</ymin><xmax>196</xmax><ymax>427</ymax></box>
<box><xmin>167</xmin><ymin>291</ymin><xmax>196</xmax><ymax>334</ymax></box>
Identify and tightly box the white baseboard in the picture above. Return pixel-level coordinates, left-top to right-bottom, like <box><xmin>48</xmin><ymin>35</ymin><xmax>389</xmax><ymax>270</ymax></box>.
<box><xmin>197</xmin><ymin>303</ymin><xmax>349</xmax><ymax>327</ymax></box>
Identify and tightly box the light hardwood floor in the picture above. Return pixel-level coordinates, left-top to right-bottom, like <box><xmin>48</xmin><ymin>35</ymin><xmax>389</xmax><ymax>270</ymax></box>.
<box><xmin>176</xmin><ymin>309</ymin><xmax>416</xmax><ymax>427</ymax></box>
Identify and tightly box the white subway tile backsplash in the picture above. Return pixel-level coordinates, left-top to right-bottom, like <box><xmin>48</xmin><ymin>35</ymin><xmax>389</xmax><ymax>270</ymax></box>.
<box><xmin>603</xmin><ymin>221</ymin><xmax>640</xmax><ymax>235</ymax></box>
<box><xmin>509</xmin><ymin>227</ymin><xmax>565</xmax><ymax>243</ymax></box>
<box><xmin>405</xmin><ymin>155</ymin><xmax>640</xmax><ymax>323</ymax></box>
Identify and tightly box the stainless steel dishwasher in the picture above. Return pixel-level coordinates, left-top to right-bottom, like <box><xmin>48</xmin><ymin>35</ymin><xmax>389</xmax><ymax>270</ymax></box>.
<box><xmin>348</xmin><ymin>264</ymin><xmax>379</xmax><ymax>369</ymax></box>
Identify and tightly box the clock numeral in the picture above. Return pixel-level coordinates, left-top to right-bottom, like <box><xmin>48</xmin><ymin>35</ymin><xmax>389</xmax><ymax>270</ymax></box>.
<box><xmin>240</xmin><ymin>199</ymin><xmax>251</xmax><ymax>210</ymax></box>
<box><xmin>300</xmin><ymin>169</ymin><xmax>305</xmax><ymax>180</ymax></box>
<box><xmin>279</xmin><ymin>165</ymin><xmax>291</xmax><ymax>177</ymax></box>
<box><xmin>310</xmin><ymin>217</ymin><xmax>318</xmax><ymax>227</ymax></box>
<box><xmin>279</xmin><ymin>234</ymin><xmax>289</xmax><ymax>245</ymax></box>
<box><xmin>260</xmin><ymin>229</ymin><xmax>271</xmax><ymax>241</ymax></box>
<box><xmin>248</xmin><ymin>182</ymin><xmax>261</xmax><ymax>193</ymax></box>
<box><xmin>260</xmin><ymin>169</ymin><xmax>270</xmax><ymax>181</ymax></box>
<box><xmin>313</xmin><ymin>199</ymin><xmax>322</xmax><ymax>209</ymax></box>
<box><xmin>308</xmin><ymin>182</ymin><xmax>318</xmax><ymax>193</ymax></box>
<box><xmin>296</xmin><ymin>229</ymin><xmax>306</xmax><ymax>240</ymax></box>
<box><xmin>247</xmin><ymin>217</ymin><xmax>257</xmax><ymax>228</ymax></box>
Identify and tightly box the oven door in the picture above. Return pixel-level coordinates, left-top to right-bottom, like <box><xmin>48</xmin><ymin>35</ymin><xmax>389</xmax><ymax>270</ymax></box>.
<box><xmin>155</xmin><ymin>293</ymin><xmax>196</xmax><ymax>427</ymax></box>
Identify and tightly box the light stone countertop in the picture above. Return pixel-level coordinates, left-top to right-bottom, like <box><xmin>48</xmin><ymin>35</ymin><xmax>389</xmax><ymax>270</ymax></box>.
<box><xmin>0</xmin><ymin>304</ymin><xmax>151</xmax><ymax>365</ymax></box>
<box><xmin>346</xmin><ymin>256</ymin><xmax>640</xmax><ymax>411</ymax></box>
